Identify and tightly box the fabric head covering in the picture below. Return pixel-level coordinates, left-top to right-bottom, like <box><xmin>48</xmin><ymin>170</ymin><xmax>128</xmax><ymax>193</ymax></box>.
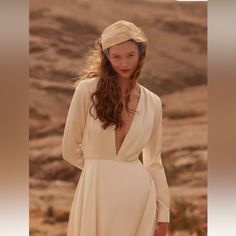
<box><xmin>101</xmin><ymin>20</ymin><xmax>147</xmax><ymax>50</ymax></box>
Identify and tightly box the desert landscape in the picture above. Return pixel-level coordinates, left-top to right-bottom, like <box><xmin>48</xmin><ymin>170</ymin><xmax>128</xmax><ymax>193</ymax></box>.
<box><xmin>29</xmin><ymin>0</ymin><xmax>207</xmax><ymax>235</ymax></box>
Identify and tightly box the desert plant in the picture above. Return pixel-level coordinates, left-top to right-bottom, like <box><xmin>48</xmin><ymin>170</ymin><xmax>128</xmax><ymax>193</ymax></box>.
<box><xmin>169</xmin><ymin>197</ymin><xmax>207</xmax><ymax>236</ymax></box>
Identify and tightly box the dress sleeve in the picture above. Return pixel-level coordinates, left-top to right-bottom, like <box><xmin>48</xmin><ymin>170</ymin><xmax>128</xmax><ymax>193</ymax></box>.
<box><xmin>61</xmin><ymin>80</ymin><xmax>89</xmax><ymax>170</ymax></box>
<box><xmin>142</xmin><ymin>96</ymin><xmax>171</xmax><ymax>223</ymax></box>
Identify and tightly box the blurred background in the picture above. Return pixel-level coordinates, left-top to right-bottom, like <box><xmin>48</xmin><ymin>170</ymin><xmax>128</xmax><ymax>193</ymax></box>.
<box><xmin>29</xmin><ymin>0</ymin><xmax>207</xmax><ymax>235</ymax></box>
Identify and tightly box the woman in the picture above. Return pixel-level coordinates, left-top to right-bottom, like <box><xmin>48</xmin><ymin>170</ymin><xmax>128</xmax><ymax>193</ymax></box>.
<box><xmin>62</xmin><ymin>20</ymin><xmax>171</xmax><ymax>236</ymax></box>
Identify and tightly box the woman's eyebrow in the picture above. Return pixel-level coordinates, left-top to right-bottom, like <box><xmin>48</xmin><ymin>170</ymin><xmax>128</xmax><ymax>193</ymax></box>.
<box><xmin>128</xmin><ymin>51</ymin><xmax>136</xmax><ymax>54</ymax></box>
<box><xmin>110</xmin><ymin>51</ymin><xmax>136</xmax><ymax>56</ymax></box>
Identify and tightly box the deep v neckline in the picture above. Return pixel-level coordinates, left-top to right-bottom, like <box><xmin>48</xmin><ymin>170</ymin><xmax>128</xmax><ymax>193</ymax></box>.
<box><xmin>114</xmin><ymin>84</ymin><xmax>143</xmax><ymax>158</ymax></box>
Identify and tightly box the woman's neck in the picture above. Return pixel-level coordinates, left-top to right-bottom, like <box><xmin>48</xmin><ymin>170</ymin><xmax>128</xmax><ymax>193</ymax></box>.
<box><xmin>117</xmin><ymin>77</ymin><xmax>139</xmax><ymax>97</ymax></box>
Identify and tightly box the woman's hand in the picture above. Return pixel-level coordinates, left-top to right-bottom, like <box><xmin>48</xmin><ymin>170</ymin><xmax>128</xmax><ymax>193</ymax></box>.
<box><xmin>154</xmin><ymin>222</ymin><xmax>169</xmax><ymax>236</ymax></box>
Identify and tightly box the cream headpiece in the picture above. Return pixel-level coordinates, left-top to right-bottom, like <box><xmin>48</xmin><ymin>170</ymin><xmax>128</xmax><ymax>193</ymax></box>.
<box><xmin>101</xmin><ymin>20</ymin><xmax>147</xmax><ymax>50</ymax></box>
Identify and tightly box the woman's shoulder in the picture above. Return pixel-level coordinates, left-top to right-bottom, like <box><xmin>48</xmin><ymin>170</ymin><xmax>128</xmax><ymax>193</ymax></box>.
<box><xmin>75</xmin><ymin>77</ymin><xmax>99</xmax><ymax>93</ymax></box>
<box><xmin>76</xmin><ymin>77</ymin><xmax>99</xmax><ymax>87</ymax></box>
<box><xmin>72</xmin><ymin>77</ymin><xmax>99</xmax><ymax>107</ymax></box>
<box><xmin>140</xmin><ymin>84</ymin><xmax>162</xmax><ymax>107</ymax></box>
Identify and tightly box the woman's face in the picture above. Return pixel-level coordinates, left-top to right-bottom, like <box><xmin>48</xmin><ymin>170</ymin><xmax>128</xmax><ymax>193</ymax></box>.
<box><xmin>108</xmin><ymin>40</ymin><xmax>140</xmax><ymax>80</ymax></box>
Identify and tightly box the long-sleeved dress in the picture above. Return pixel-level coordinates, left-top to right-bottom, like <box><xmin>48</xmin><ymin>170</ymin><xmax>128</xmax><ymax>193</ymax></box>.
<box><xmin>62</xmin><ymin>77</ymin><xmax>171</xmax><ymax>236</ymax></box>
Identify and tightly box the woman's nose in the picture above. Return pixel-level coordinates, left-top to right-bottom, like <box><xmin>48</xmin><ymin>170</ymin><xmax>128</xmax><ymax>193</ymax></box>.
<box><xmin>119</xmin><ymin>58</ymin><xmax>129</xmax><ymax>67</ymax></box>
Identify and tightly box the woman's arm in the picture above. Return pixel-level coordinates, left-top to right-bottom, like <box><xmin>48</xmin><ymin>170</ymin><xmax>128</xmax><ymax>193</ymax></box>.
<box><xmin>61</xmin><ymin>80</ymin><xmax>89</xmax><ymax>170</ymax></box>
<box><xmin>142</xmin><ymin>96</ymin><xmax>171</xmax><ymax>223</ymax></box>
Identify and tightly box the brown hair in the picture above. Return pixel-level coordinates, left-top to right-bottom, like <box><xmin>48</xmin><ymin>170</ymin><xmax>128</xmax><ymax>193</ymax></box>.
<box><xmin>74</xmin><ymin>38</ymin><xmax>147</xmax><ymax>130</ymax></box>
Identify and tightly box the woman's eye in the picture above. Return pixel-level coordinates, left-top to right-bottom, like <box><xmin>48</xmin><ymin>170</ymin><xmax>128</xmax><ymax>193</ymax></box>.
<box><xmin>128</xmin><ymin>54</ymin><xmax>134</xmax><ymax>57</ymax></box>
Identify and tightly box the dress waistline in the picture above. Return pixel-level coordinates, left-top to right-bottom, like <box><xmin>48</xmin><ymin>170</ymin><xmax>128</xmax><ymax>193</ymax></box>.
<box><xmin>84</xmin><ymin>154</ymin><xmax>141</xmax><ymax>163</ymax></box>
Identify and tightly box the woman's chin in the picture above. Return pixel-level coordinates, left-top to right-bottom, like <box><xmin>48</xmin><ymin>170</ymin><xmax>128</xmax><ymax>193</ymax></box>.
<box><xmin>117</xmin><ymin>72</ymin><xmax>133</xmax><ymax>80</ymax></box>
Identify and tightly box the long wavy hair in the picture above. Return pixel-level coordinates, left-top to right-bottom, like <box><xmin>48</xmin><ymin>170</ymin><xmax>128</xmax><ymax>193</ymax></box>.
<box><xmin>74</xmin><ymin>38</ymin><xmax>147</xmax><ymax>130</ymax></box>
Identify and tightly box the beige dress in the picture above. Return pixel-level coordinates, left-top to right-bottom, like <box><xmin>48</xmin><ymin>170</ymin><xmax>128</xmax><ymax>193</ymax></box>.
<box><xmin>62</xmin><ymin>77</ymin><xmax>171</xmax><ymax>236</ymax></box>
